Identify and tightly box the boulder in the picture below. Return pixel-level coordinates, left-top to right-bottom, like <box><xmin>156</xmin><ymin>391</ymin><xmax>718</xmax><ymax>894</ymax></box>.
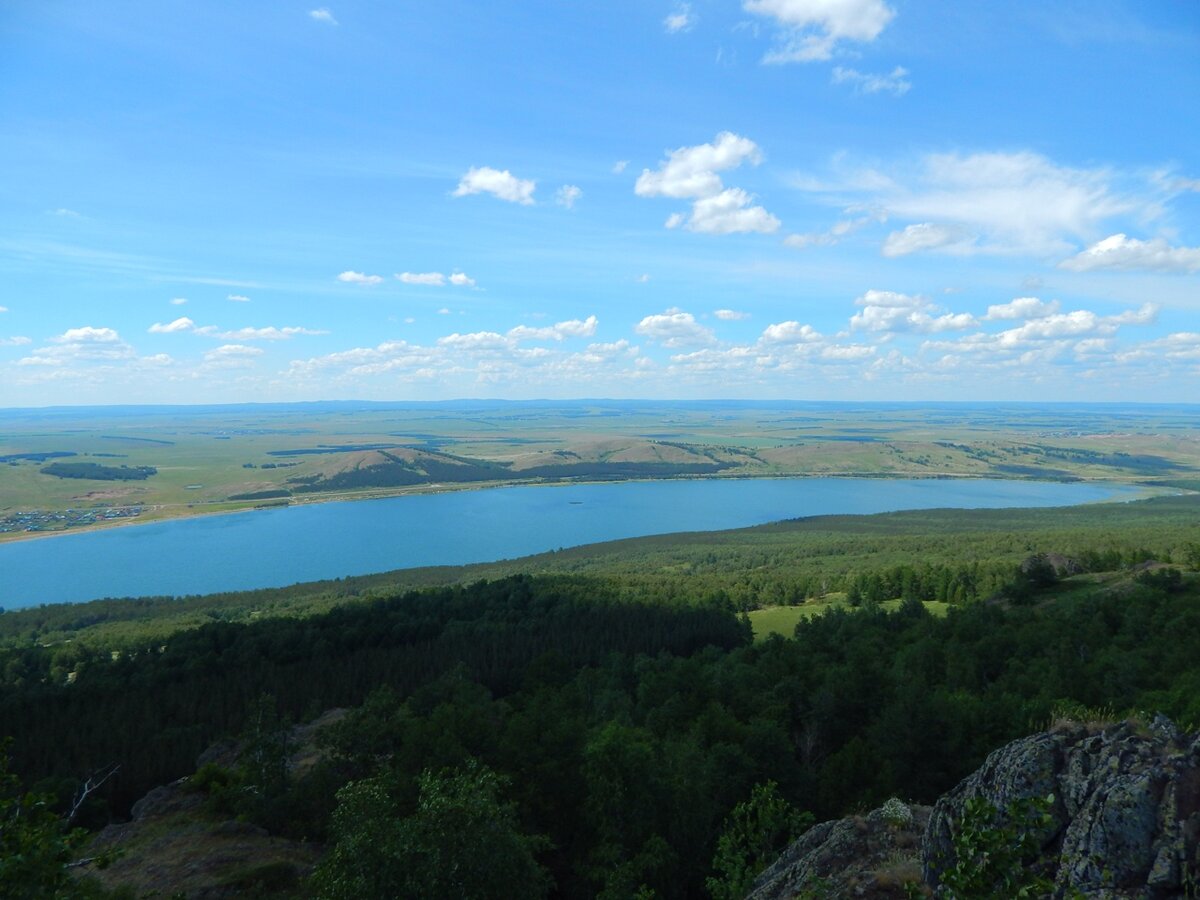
<box><xmin>923</xmin><ymin>716</ymin><xmax>1200</xmax><ymax>897</ymax></box>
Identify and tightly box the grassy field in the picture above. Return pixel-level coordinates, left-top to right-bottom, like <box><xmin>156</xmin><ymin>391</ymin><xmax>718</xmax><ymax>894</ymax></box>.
<box><xmin>748</xmin><ymin>597</ymin><xmax>952</xmax><ymax>639</ymax></box>
<box><xmin>2</xmin><ymin>400</ymin><xmax>1197</xmax><ymax>539</ymax></box>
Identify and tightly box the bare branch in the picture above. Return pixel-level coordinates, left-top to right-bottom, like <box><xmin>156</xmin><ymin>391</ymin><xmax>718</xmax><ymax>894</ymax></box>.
<box><xmin>67</xmin><ymin>763</ymin><xmax>120</xmax><ymax>824</ymax></box>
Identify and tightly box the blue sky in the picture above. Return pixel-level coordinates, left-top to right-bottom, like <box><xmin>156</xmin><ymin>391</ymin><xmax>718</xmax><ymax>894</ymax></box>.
<box><xmin>2</xmin><ymin>1</ymin><xmax>1198</xmax><ymax>406</ymax></box>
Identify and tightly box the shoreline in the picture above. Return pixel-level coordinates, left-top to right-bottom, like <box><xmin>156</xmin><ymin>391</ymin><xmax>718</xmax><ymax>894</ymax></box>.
<box><xmin>0</xmin><ymin>470</ymin><xmax>1172</xmax><ymax>546</ymax></box>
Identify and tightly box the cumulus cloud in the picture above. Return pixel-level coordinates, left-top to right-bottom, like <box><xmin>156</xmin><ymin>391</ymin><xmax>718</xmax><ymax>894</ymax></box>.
<box><xmin>637</xmin><ymin>132</ymin><xmax>761</xmax><ymax>199</ymax></box>
<box><xmin>664</xmin><ymin>3</ymin><xmax>695</xmax><ymax>33</ymax></box>
<box><xmin>18</xmin><ymin>326</ymin><xmax>136</xmax><ymax>368</ymax></box>
<box><xmin>634</xmin><ymin>308</ymin><xmax>717</xmax><ymax>347</ymax></box>
<box><xmin>453</xmin><ymin>166</ymin><xmax>536</xmax><ymax>205</ymax></box>
<box><xmin>508</xmin><ymin>315</ymin><xmax>599</xmax><ymax>342</ymax></box>
<box><xmin>1060</xmin><ymin>233</ymin><xmax>1200</xmax><ymax>273</ymax></box>
<box><xmin>53</xmin><ymin>326</ymin><xmax>121</xmax><ymax>343</ymax></box>
<box><xmin>744</xmin><ymin>0</ymin><xmax>896</xmax><ymax>63</ymax></box>
<box><xmin>850</xmin><ymin>290</ymin><xmax>977</xmax><ymax>334</ymax></box>
<box><xmin>397</xmin><ymin>272</ymin><xmax>447</xmax><ymax>286</ymax></box>
<box><xmin>217</xmin><ymin>326</ymin><xmax>328</xmax><ymax>341</ymax></box>
<box><xmin>637</xmin><ymin>274</ymin><xmax>652</xmax><ymax>283</ymax></box>
<box><xmin>171</xmin><ymin>298</ymin><xmax>188</xmax><ymax>305</ymax></box>
<box><xmin>714</xmin><ymin>309</ymin><xmax>749</xmax><ymax>320</ymax></box>
<box><xmin>613</xmin><ymin>160</ymin><xmax>629</xmax><ymax>174</ymax></box>
<box><xmin>556</xmin><ymin>184</ymin><xmax>582</xmax><ymax>209</ymax></box>
<box><xmin>761</xmin><ymin>321</ymin><xmax>822</xmax><ymax>343</ymax></box>
<box><xmin>227</xmin><ymin>294</ymin><xmax>250</xmax><ymax>302</ymax></box>
<box><xmin>338</xmin><ymin>271</ymin><xmax>383</xmax><ymax>285</ymax></box>
<box><xmin>832</xmin><ymin>66</ymin><xmax>911</xmax><ymax>96</ymax></box>
<box><xmin>636</xmin><ymin>132</ymin><xmax>779</xmax><ymax>235</ymax></box>
<box><xmin>984</xmin><ymin>297</ymin><xmax>1061</xmax><ymax>321</ymax></box>
<box><xmin>396</xmin><ymin>271</ymin><xmax>477</xmax><ymax>287</ymax></box>
<box><xmin>0</xmin><ymin>336</ymin><xmax>31</xmax><ymax>346</ymax></box>
<box><xmin>205</xmin><ymin>344</ymin><xmax>263</xmax><ymax>360</ymax></box>
<box><xmin>685</xmin><ymin>188</ymin><xmax>781</xmax><ymax>234</ymax></box>
<box><xmin>437</xmin><ymin>331</ymin><xmax>510</xmax><ymax>351</ymax></box>
<box><xmin>309</xmin><ymin>7</ymin><xmax>337</xmax><ymax>24</ymax></box>
<box><xmin>148</xmin><ymin>317</ymin><xmax>196</xmax><ymax>334</ymax></box>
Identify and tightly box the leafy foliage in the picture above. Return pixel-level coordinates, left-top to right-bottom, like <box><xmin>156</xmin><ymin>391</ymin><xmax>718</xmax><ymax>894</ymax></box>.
<box><xmin>938</xmin><ymin>795</ymin><xmax>1057</xmax><ymax>899</ymax></box>
<box><xmin>310</xmin><ymin>761</ymin><xmax>550</xmax><ymax>900</ymax></box>
<box><xmin>707</xmin><ymin>780</ymin><xmax>813</xmax><ymax>899</ymax></box>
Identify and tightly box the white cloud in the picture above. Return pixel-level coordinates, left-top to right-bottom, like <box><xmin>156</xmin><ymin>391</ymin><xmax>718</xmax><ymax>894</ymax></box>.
<box><xmin>850</xmin><ymin>290</ymin><xmax>976</xmax><ymax>334</ymax></box>
<box><xmin>50</xmin><ymin>208</ymin><xmax>81</xmax><ymax>217</ymax></box>
<box><xmin>0</xmin><ymin>306</ymin><xmax>7</xmax><ymax>313</ymax></box>
<box><xmin>714</xmin><ymin>309</ymin><xmax>749</xmax><ymax>320</ymax></box>
<box><xmin>687</xmin><ymin>188</ymin><xmax>781</xmax><ymax>234</ymax></box>
<box><xmin>984</xmin><ymin>297</ymin><xmax>1061</xmax><ymax>321</ymax></box>
<box><xmin>613</xmin><ymin>160</ymin><xmax>629</xmax><ymax>174</ymax></box>
<box><xmin>799</xmin><ymin>150</ymin><xmax>1155</xmax><ymax>257</ymax></box>
<box><xmin>637</xmin><ymin>132</ymin><xmax>762</xmax><ymax>199</ymax></box>
<box><xmin>881</xmin><ymin>222</ymin><xmax>972</xmax><ymax>257</ymax></box>
<box><xmin>0</xmin><ymin>336</ymin><xmax>31</xmax><ymax>346</ymax></box>
<box><xmin>19</xmin><ymin>327</ymin><xmax>136</xmax><ymax>368</ymax></box>
<box><xmin>438</xmin><ymin>331</ymin><xmax>510</xmax><ymax>351</ymax></box>
<box><xmin>821</xmin><ymin>344</ymin><xmax>876</xmax><ymax>360</ymax></box>
<box><xmin>217</xmin><ymin>326</ymin><xmax>328</xmax><ymax>341</ymax></box>
<box><xmin>761</xmin><ymin>321</ymin><xmax>822</xmax><ymax>343</ymax></box>
<box><xmin>664</xmin><ymin>3</ymin><xmax>695</xmax><ymax>33</ymax></box>
<box><xmin>786</xmin><ymin>208</ymin><xmax>886</xmax><ymax>249</ymax></box>
<box><xmin>634</xmin><ymin>308</ymin><xmax>716</xmax><ymax>348</ymax></box>
<box><xmin>170</xmin><ymin>298</ymin><xmax>188</xmax><ymax>305</ymax></box>
<box><xmin>556</xmin><ymin>184</ymin><xmax>583</xmax><ymax>209</ymax></box>
<box><xmin>744</xmin><ymin>0</ymin><xmax>896</xmax><ymax>63</ymax></box>
<box><xmin>784</xmin><ymin>232</ymin><xmax>836</xmax><ymax>249</ymax></box>
<box><xmin>508</xmin><ymin>315</ymin><xmax>599</xmax><ymax>342</ymax></box>
<box><xmin>227</xmin><ymin>294</ymin><xmax>250</xmax><ymax>302</ymax></box>
<box><xmin>337</xmin><ymin>270</ymin><xmax>384</xmax><ymax>285</ymax></box>
<box><xmin>396</xmin><ymin>271</ymin><xmax>477</xmax><ymax>287</ymax></box>
<box><xmin>53</xmin><ymin>326</ymin><xmax>121</xmax><ymax>344</ymax></box>
<box><xmin>437</xmin><ymin>308</ymin><xmax>452</xmax><ymax>315</ymax></box>
<box><xmin>148</xmin><ymin>317</ymin><xmax>195</xmax><ymax>334</ymax></box>
<box><xmin>453</xmin><ymin>166</ymin><xmax>536</xmax><ymax>205</ymax></box>
<box><xmin>832</xmin><ymin>66</ymin><xmax>911</xmax><ymax>96</ymax></box>
<box><xmin>1060</xmin><ymin>233</ymin><xmax>1200</xmax><ymax>273</ymax></box>
<box><xmin>309</xmin><ymin>7</ymin><xmax>337</xmax><ymax>24</ymax></box>
<box><xmin>636</xmin><ymin>132</ymin><xmax>779</xmax><ymax>235</ymax></box>
<box><xmin>397</xmin><ymin>272</ymin><xmax>447</xmax><ymax>286</ymax></box>
<box><xmin>637</xmin><ymin>274</ymin><xmax>652</xmax><ymax>283</ymax></box>
<box><xmin>205</xmin><ymin>344</ymin><xmax>263</xmax><ymax>360</ymax></box>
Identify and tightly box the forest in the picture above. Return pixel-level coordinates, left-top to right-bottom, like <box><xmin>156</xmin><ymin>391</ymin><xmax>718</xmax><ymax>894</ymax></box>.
<box><xmin>2</xmin><ymin>497</ymin><xmax>1199</xmax><ymax>896</ymax></box>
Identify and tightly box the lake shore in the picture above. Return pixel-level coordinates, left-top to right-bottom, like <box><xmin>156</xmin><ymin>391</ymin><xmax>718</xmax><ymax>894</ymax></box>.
<box><xmin>0</xmin><ymin>468</ymin><xmax>1168</xmax><ymax>546</ymax></box>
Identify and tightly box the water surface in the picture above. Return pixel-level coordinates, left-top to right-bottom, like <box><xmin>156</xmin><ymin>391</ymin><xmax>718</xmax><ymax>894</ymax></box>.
<box><xmin>0</xmin><ymin>477</ymin><xmax>1138</xmax><ymax>607</ymax></box>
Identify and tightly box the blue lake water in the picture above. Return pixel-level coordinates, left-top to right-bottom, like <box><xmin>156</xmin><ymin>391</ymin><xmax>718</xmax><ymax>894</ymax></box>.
<box><xmin>0</xmin><ymin>477</ymin><xmax>1140</xmax><ymax>608</ymax></box>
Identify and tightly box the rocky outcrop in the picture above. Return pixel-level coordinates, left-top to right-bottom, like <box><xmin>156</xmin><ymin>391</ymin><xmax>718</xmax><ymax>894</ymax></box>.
<box><xmin>924</xmin><ymin>716</ymin><xmax>1200</xmax><ymax>898</ymax></box>
<box><xmin>747</xmin><ymin>802</ymin><xmax>930</xmax><ymax>899</ymax></box>
<box><xmin>752</xmin><ymin>717</ymin><xmax>1200</xmax><ymax>899</ymax></box>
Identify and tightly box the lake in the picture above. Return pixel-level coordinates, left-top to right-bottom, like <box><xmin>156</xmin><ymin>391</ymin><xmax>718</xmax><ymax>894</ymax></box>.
<box><xmin>0</xmin><ymin>477</ymin><xmax>1140</xmax><ymax>608</ymax></box>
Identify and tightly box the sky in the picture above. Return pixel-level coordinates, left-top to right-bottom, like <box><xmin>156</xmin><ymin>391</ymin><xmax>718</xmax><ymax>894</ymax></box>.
<box><xmin>1</xmin><ymin>1</ymin><xmax>1198</xmax><ymax>406</ymax></box>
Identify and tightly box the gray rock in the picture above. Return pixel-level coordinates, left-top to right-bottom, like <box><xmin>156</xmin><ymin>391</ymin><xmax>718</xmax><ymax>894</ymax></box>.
<box><xmin>922</xmin><ymin>718</ymin><xmax>1200</xmax><ymax>898</ymax></box>
<box><xmin>748</xmin><ymin>804</ymin><xmax>930</xmax><ymax>899</ymax></box>
<box><xmin>753</xmin><ymin>719</ymin><xmax>1200</xmax><ymax>900</ymax></box>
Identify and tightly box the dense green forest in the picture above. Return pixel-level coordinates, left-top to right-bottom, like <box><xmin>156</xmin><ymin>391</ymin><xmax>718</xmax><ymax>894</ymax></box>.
<box><xmin>2</xmin><ymin>510</ymin><xmax>1199</xmax><ymax>896</ymax></box>
<box><xmin>38</xmin><ymin>462</ymin><xmax>157</xmax><ymax>481</ymax></box>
